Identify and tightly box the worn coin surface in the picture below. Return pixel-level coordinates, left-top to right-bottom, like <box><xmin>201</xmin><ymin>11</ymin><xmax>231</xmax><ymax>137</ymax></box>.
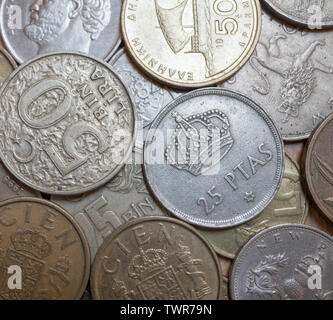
<box><xmin>221</xmin><ymin>10</ymin><xmax>333</xmax><ymax>140</ymax></box>
<box><xmin>305</xmin><ymin>113</ymin><xmax>333</xmax><ymax>224</ymax></box>
<box><xmin>144</xmin><ymin>88</ymin><xmax>284</xmax><ymax>228</ymax></box>
<box><xmin>0</xmin><ymin>47</ymin><xmax>16</xmax><ymax>87</ymax></box>
<box><xmin>200</xmin><ymin>154</ymin><xmax>308</xmax><ymax>258</ymax></box>
<box><xmin>262</xmin><ymin>0</ymin><xmax>333</xmax><ymax>29</ymax></box>
<box><xmin>0</xmin><ymin>197</ymin><xmax>90</xmax><ymax>300</ymax></box>
<box><xmin>52</xmin><ymin>152</ymin><xmax>168</xmax><ymax>261</ymax></box>
<box><xmin>230</xmin><ymin>224</ymin><xmax>333</xmax><ymax>300</ymax></box>
<box><xmin>0</xmin><ymin>0</ymin><xmax>122</xmax><ymax>64</ymax></box>
<box><xmin>0</xmin><ymin>52</ymin><xmax>136</xmax><ymax>195</ymax></box>
<box><xmin>121</xmin><ymin>0</ymin><xmax>261</xmax><ymax>88</ymax></box>
<box><xmin>91</xmin><ymin>216</ymin><xmax>222</xmax><ymax>300</ymax></box>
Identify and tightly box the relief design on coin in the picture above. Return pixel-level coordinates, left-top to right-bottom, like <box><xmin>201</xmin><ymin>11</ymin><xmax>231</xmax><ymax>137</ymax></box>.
<box><xmin>0</xmin><ymin>47</ymin><xmax>16</xmax><ymax>87</ymax></box>
<box><xmin>91</xmin><ymin>217</ymin><xmax>222</xmax><ymax>300</ymax></box>
<box><xmin>122</xmin><ymin>0</ymin><xmax>261</xmax><ymax>88</ymax></box>
<box><xmin>0</xmin><ymin>52</ymin><xmax>136</xmax><ymax>195</ymax></box>
<box><xmin>144</xmin><ymin>89</ymin><xmax>284</xmax><ymax>228</ymax></box>
<box><xmin>221</xmin><ymin>10</ymin><xmax>333</xmax><ymax>140</ymax></box>
<box><xmin>0</xmin><ymin>198</ymin><xmax>90</xmax><ymax>300</ymax></box>
<box><xmin>0</xmin><ymin>0</ymin><xmax>122</xmax><ymax>64</ymax></box>
<box><xmin>231</xmin><ymin>225</ymin><xmax>333</xmax><ymax>300</ymax></box>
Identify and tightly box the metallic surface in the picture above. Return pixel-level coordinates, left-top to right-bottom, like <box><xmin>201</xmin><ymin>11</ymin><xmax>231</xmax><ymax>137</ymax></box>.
<box><xmin>230</xmin><ymin>224</ymin><xmax>333</xmax><ymax>300</ymax></box>
<box><xmin>121</xmin><ymin>0</ymin><xmax>261</xmax><ymax>88</ymax></box>
<box><xmin>221</xmin><ymin>10</ymin><xmax>333</xmax><ymax>140</ymax></box>
<box><xmin>0</xmin><ymin>0</ymin><xmax>122</xmax><ymax>64</ymax></box>
<box><xmin>0</xmin><ymin>197</ymin><xmax>90</xmax><ymax>300</ymax></box>
<box><xmin>0</xmin><ymin>46</ymin><xmax>16</xmax><ymax>87</ymax></box>
<box><xmin>0</xmin><ymin>51</ymin><xmax>136</xmax><ymax>195</ymax></box>
<box><xmin>221</xmin><ymin>276</ymin><xmax>229</xmax><ymax>300</ymax></box>
<box><xmin>200</xmin><ymin>154</ymin><xmax>308</xmax><ymax>258</ymax></box>
<box><xmin>91</xmin><ymin>216</ymin><xmax>222</xmax><ymax>300</ymax></box>
<box><xmin>144</xmin><ymin>88</ymin><xmax>284</xmax><ymax>228</ymax></box>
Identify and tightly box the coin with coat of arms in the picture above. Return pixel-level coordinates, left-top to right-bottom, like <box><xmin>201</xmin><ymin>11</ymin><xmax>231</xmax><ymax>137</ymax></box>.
<box><xmin>121</xmin><ymin>0</ymin><xmax>261</xmax><ymax>88</ymax></box>
<box><xmin>144</xmin><ymin>88</ymin><xmax>284</xmax><ymax>228</ymax></box>
<box><xmin>0</xmin><ymin>197</ymin><xmax>90</xmax><ymax>300</ymax></box>
<box><xmin>90</xmin><ymin>216</ymin><xmax>222</xmax><ymax>300</ymax></box>
<box><xmin>230</xmin><ymin>224</ymin><xmax>333</xmax><ymax>300</ymax></box>
<box><xmin>0</xmin><ymin>47</ymin><xmax>16</xmax><ymax>87</ymax></box>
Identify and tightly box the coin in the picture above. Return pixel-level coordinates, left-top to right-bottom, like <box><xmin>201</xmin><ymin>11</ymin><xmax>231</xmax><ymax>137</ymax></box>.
<box><xmin>230</xmin><ymin>224</ymin><xmax>333</xmax><ymax>300</ymax></box>
<box><xmin>109</xmin><ymin>48</ymin><xmax>181</xmax><ymax>149</ymax></box>
<box><xmin>221</xmin><ymin>276</ymin><xmax>230</xmax><ymax>300</ymax></box>
<box><xmin>0</xmin><ymin>0</ymin><xmax>122</xmax><ymax>64</ymax></box>
<box><xmin>144</xmin><ymin>88</ymin><xmax>284</xmax><ymax>228</ymax></box>
<box><xmin>0</xmin><ymin>47</ymin><xmax>16</xmax><ymax>87</ymax></box>
<box><xmin>262</xmin><ymin>0</ymin><xmax>333</xmax><ymax>29</ymax></box>
<box><xmin>52</xmin><ymin>152</ymin><xmax>168</xmax><ymax>261</ymax></box>
<box><xmin>121</xmin><ymin>0</ymin><xmax>261</xmax><ymax>89</ymax></box>
<box><xmin>0</xmin><ymin>197</ymin><xmax>90</xmax><ymax>300</ymax></box>
<box><xmin>221</xmin><ymin>10</ymin><xmax>333</xmax><ymax>140</ymax></box>
<box><xmin>305</xmin><ymin>113</ymin><xmax>333</xmax><ymax>224</ymax></box>
<box><xmin>0</xmin><ymin>51</ymin><xmax>137</xmax><ymax>195</ymax></box>
<box><xmin>90</xmin><ymin>216</ymin><xmax>222</xmax><ymax>300</ymax></box>
<box><xmin>200</xmin><ymin>153</ymin><xmax>308</xmax><ymax>258</ymax></box>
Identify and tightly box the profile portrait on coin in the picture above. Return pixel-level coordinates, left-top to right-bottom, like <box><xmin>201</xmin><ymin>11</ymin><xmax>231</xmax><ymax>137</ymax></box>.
<box><xmin>24</xmin><ymin>0</ymin><xmax>111</xmax><ymax>55</ymax></box>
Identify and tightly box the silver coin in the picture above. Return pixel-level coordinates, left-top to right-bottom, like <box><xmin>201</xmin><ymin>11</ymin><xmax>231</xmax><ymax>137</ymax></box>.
<box><xmin>109</xmin><ymin>48</ymin><xmax>181</xmax><ymax>150</ymax></box>
<box><xmin>0</xmin><ymin>51</ymin><xmax>137</xmax><ymax>195</ymax></box>
<box><xmin>0</xmin><ymin>0</ymin><xmax>121</xmax><ymax>64</ymax></box>
<box><xmin>221</xmin><ymin>10</ymin><xmax>333</xmax><ymax>141</ymax></box>
<box><xmin>262</xmin><ymin>0</ymin><xmax>333</xmax><ymax>29</ymax></box>
<box><xmin>52</xmin><ymin>151</ymin><xmax>168</xmax><ymax>261</ymax></box>
<box><xmin>230</xmin><ymin>224</ymin><xmax>333</xmax><ymax>300</ymax></box>
<box><xmin>143</xmin><ymin>88</ymin><xmax>284</xmax><ymax>229</ymax></box>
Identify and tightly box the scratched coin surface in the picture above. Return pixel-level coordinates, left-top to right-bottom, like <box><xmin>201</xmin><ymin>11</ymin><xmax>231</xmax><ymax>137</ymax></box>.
<box><xmin>144</xmin><ymin>88</ymin><xmax>284</xmax><ymax>228</ymax></box>
<box><xmin>91</xmin><ymin>216</ymin><xmax>222</xmax><ymax>300</ymax></box>
<box><xmin>230</xmin><ymin>224</ymin><xmax>333</xmax><ymax>300</ymax></box>
<box><xmin>121</xmin><ymin>0</ymin><xmax>261</xmax><ymax>88</ymax></box>
<box><xmin>262</xmin><ymin>0</ymin><xmax>333</xmax><ymax>29</ymax></box>
<box><xmin>200</xmin><ymin>154</ymin><xmax>308</xmax><ymax>258</ymax></box>
<box><xmin>52</xmin><ymin>152</ymin><xmax>168</xmax><ymax>261</ymax></box>
<box><xmin>0</xmin><ymin>47</ymin><xmax>16</xmax><ymax>87</ymax></box>
<box><xmin>0</xmin><ymin>0</ymin><xmax>122</xmax><ymax>64</ymax></box>
<box><xmin>0</xmin><ymin>197</ymin><xmax>90</xmax><ymax>300</ymax></box>
<box><xmin>221</xmin><ymin>10</ymin><xmax>333</xmax><ymax>140</ymax></box>
<box><xmin>0</xmin><ymin>52</ymin><xmax>136</xmax><ymax>195</ymax></box>
<box><xmin>305</xmin><ymin>113</ymin><xmax>333</xmax><ymax>224</ymax></box>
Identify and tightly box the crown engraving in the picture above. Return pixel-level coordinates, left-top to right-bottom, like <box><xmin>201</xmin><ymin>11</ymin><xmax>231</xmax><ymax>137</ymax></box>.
<box><xmin>165</xmin><ymin>110</ymin><xmax>233</xmax><ymax>176</ymax></box>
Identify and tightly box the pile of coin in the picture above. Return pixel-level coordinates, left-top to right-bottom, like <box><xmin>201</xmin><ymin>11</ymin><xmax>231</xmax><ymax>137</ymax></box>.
<box><xmin>0</xmin><ymin>0</ymin><xmax>332</xmax><ymax>300</ymax></box>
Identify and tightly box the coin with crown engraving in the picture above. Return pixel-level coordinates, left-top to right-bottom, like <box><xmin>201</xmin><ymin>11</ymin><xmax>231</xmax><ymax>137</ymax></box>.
<box><xmin>0</xmin><ymin>51</ymin><xmax>136</xmax><ymax>195</ymax></box>
<box><xmin>0</xmin><ymin>0</ymin><xmax>122</xmax><ymax>64</ymax></box>
<box><xmin>90</xmin><ymin>216</ymin><xmax>222</xmax><ymax>300</ymax></box>
<box><xmin>200</xmin><ymin>153</ymin><xmax>308</xmax><ymax>258</ymax></box>
<box><xmin>0</xmin><ymin>197</ymin><xmax>90</xmax><ymax>300</ymax></box>
<box><xmin>144</xmin><ymin>88</ymin><xmax>284</xmax><ymax>228</ymax></box>
<box><xmin>0</xmin><ymin>47</ymin><xmax>16</xmax><ymax>87</ymax></box>
<box><xmin>121</xmin><ymin>0</ymin><xmax>261</xmax><ymax>89</ymax></box>
<box><xmin>230</xmin><ymin>224</ymin><xmax>333</xmax><ymax>300</ymax></box>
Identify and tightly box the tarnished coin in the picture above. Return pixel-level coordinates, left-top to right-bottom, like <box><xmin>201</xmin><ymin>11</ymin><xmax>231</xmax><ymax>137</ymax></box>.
<box><xmin>221</xmin><ymin>10</ymin><xmax>333</xmax><ymax>140</ymax></box>
<box><xmin>144</xmin><ymin>88</ymin><xmax>284</xmax><ymax>228</ymax></box>
<box><xmin>52</xmin><ymin>152</ymin><xmax>168</xmax><ymax>261</ymax></box>
<box><xmin>230</xmin><ymin>224</ymin><xmax>333</xmax><ymax>300</ymax></box>
<box><xmin>200</xmin><ymin>154</ymin><xmax>308</xmax><ymax>258</ymax></box>
<box><xmin>121</xmin><ymin>0</ymin><xmax>261</xmax><ymax>89</ymax></box>
<box><xmin>0</xmin><ymin>197</ymin><xmax>90</xmax><ymax>300</ymax></box>
<box><xmin>262</xmin><ymin>0</ymin><xmax>333</xmax><ymax>29</ymax></box>
<box><xmin>0</xmin><ymin>52</ymin><xmax>136</xmax><ymax>195</ymax></box>
<box><xmin>110</xmin><ymin>48</ymin><xmax>181</xmax><ymax>149</ymax></box>
<box><xmin>91</xmin><ymin>216</ymin><xmax>222</xmax><ymax>300</ymax></box>
<box><xmin>0</xmin><ymin>47</ymin><xmax>16</xmax><ymax>87</ymax></box>
<box><xmin>305</xmin><ymin>113</ymin><xmax>333</xmax><ymax>224</ymax></box>
<box><xmin>0</xmin><ymin>0</ymin><xmax>122</xmax><ymax>64</ymax></box>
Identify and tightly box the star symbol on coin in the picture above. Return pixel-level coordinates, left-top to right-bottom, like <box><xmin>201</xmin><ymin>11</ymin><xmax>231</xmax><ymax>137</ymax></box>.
<box><xmin>244</xmin><ymin>191</ymin><xmax>256</xmax><ymax>203</ymax></box>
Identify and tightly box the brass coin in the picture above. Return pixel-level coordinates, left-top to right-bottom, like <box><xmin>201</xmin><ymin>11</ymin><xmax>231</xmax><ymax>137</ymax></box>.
<box><xmin>91</xmin><ymin>216</ymin><xmax>222</xmax><ymax>300</ymax></box>
<box><xmin>0</xmin><ymin>197</ymin><xmax>90</xmax><ymax>300</ymax></box>
<box><xmin>200</xmin><ymin>153</ymin><xmax>308</xmax><ymax>258</ymax></box>
<box><xmin>121</xmin><ymin>0</ymin><xmax>262</xmax><ymax>89</ymax></box>
<box><xmin>0</xmin><ymin>46</ymin><xmax>16</xmax><ymax>87</ymax></box>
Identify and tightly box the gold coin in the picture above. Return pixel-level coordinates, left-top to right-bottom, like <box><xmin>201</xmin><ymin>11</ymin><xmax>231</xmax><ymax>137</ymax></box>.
<box><xmin>0</xmin><ymin>197</ymin><xmax>90</xmax><ymax>300</ymax></box>
<box><xmin>200</xmin><ymin>153</ymin><xmax>309</xmax><ymax>258</ymax></box>
<box><xmin>0</xmin><ymin>47</ymin><xmax>16</xmax><ymax>87</ymax></box>
<box><xmin>121</xmin><ymin>0</ymin><xmax>262</xmax><ymax>89</ymax></box>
